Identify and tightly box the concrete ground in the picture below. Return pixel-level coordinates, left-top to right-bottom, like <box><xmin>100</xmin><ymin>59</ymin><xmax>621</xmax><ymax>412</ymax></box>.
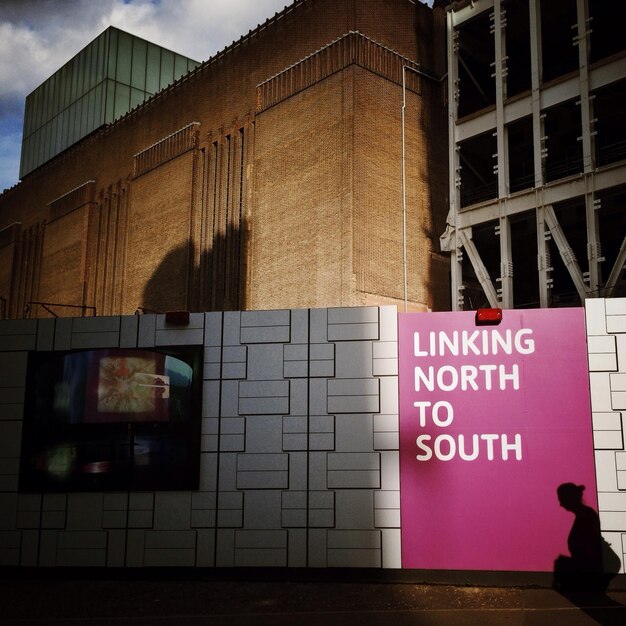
<box><xmin>1</xmin><ymin>575</ymin><xmax>626</xmax><ymax>625</ymax></box>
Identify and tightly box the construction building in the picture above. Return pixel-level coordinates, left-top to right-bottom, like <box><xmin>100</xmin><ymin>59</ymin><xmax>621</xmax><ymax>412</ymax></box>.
<box><xmin>442</xmin><ymin>0</ymin><xmax>626</xmax><ymax>310</ymax></box>
<box><xmin>0</xmin><ymin>0</ymin><xmax>449</xmax><ymax>320</ymax></box>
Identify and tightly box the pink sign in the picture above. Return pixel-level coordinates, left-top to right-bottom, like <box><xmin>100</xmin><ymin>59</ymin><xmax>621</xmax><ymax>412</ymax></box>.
<box><xmin>399</xmin><ymin>308</ymin><xmax>597</xmax><ymax>572</ymax></box>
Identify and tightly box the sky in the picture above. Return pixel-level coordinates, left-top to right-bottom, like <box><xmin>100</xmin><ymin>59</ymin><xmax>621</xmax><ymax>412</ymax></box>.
<box><xmin>0</xmin><ymin>0</ymin><xmax>291</xmax><ymax>192</ymax></box>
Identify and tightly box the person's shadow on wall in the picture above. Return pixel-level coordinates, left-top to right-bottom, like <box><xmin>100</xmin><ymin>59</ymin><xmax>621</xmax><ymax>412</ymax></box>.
<box><xmin>554</xmin><ymin>482</ymin><xmax>625</xmax><ymax>625</ymax></box>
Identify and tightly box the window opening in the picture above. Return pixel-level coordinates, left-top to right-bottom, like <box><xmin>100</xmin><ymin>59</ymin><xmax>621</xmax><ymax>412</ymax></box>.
<box><xmin>593</xmin><ymin>79</ymin><xmax>626</xmax><ymax>168</ymax></box>
<box><xmin>457</xmin><ymin>12</ymin><xmax>496</xmax><ymax>118</ymax></box>
<box><xmin>459</xmin><ymin>131</ymin><xmax>498</xmax><ymax>207</ymax></box>
<box><xmin>503</xmin><ymin>0</ymin><xmax>531</xmax><ymax>98</ymax></box>
<box><xmin>541</xmin><ymin>0</ymin><xmax>578</xmax><ymax>83</ymax></box>
<box><xmin>507</xmin><ymin>115</ymin><xmax>534</xmax><ymax>193</ymax></box>
<box><xmin>544</xmin><ymin>99</ymin><xmax>583</xmax><ymax>182</ymax></box>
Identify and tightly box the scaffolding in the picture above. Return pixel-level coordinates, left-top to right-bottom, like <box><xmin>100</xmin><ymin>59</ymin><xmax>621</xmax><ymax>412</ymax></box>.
<box><xmin>443</xmin><ymin>0</ymin><xmax>626</xmax><ymax>310</ymax></box>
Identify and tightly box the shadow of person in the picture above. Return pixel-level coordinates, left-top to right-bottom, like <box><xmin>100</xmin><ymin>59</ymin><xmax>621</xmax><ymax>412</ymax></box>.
<box><xmin>554</xmin><ymin>483</ymin><xmax>625</xmax><ymax>625</ymax></box>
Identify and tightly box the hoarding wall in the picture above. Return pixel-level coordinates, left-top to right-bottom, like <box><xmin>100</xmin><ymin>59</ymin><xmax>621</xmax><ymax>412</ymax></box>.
<box><xmin>0</xmin><ymin>301</ymin><xmax>624</xmax><ymax>573</ymax></box>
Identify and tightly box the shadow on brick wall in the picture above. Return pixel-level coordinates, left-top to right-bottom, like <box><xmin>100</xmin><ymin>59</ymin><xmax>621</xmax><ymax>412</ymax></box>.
<box><xmin>142</xmin><ymin>221</ymin><xmax>248</xmax><ymax>313</ymax></box>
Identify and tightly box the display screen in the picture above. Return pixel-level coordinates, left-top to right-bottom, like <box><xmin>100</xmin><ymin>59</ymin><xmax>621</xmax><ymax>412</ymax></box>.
<box><xmin>19</xmin><ymin>346</ymin><xmax>203</xmax><ymax>492</ymax></box>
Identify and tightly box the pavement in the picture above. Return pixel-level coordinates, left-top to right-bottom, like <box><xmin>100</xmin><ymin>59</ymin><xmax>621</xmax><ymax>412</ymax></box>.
<box><xmin>1</xmin><ymin>573</ymin><xmax>626</xmax><ymax>625</ymax></box>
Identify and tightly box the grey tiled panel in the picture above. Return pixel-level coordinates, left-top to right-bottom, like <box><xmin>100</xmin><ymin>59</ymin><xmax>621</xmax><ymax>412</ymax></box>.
<box><xmin>155</xmin><ymin>328</ymin><xmax>204</xmax><ymax>346</ymax></box>
<box><xmin>335</xmin><ymin>342</ymin><xmax>373</xmax><ymax>378</ymax></box>
<box><xmin>57</xmin><ymin>530</ymin><xmax>107</xmax><ymax>550</ymax></box>
<box><xmin>0</xmin><ymin>352</ymin><xmax>28</xmax><ymax>387</ymax></box>
<box><xmin>72</xmin><ymin>316</ymin><xmax>121</xmax><ymax>333</ymax></box>
<box><xmin>192</xmin><ymin>492</ymin><xmax>217</xmax><ymax>509</ymax></box>
<box><xmin>144</xmin><ymin>548</ymin><xmax>196</xmax><ymax>566</ymax></box>
<box><xmin>327</xmin><ymin>307</ymin><xmax>378</xmax><ymax>325</ymax></box>
<box><xmin>0</xmin><ymin>334</ymin><xmax>36</xmax><ymax>351</ymax></box>
<box><xmin>0</xmin><ymin>305</ymin><xmax>408</xmax><ymax>570</ymax></box>
<box><xmin>241</xmin><ymin>310</ymin><xmax>290</xmax><ymax>328</ymax></box>
<box><xmin>327</xmin><ymin>452</ymin><xmax>380</xmax><ymax>471</ymax></box>
<box><xmin>191</xmin><ymin>510</ymin><xmax>216</xmax><ymax>527</ymax></box>
<box><xmin>290</xmin><ymin>309</ymin><xmax>309</xmax><ymax>345</ymax></box>
<box><xmin>120</xmin><ymin>315</ymin><xmax>139</xmax><ymax>347</ymax></box>
<box><xmin>328</xmin><ymin>324</ymin><xmax>379</xmax><ymax>342</ymax></box>
<box><xmin>247</xmin><ymin>344</ymin><xmax>284</xmax><ymax>380</ymax></box>
<box><xmin>137</xmin><ymin>315</ymin><xmax>156</xmax><ymax>347</ymax></box>
<box><xmin>327</xmin><ymin>549</ymin><xmax>381</xmax><ymax>567</ymax></box>
<box><xmin>327</xmin><ymin>470</ymin><xmax>381</xmax><ymax>489</ymax></box>
<box><xmin>222</xmin><ymin>312</ymin><xmax>241</xmax><ymax>347</ymax></box>
<box><xmin>245</xmin><ymin>415</ymin><xmax>283</xmax><ymax>453</ymax></box>
<box><xmin>282</xmin><ymin>491</ymin><xmax>307</xmax><ymax>509</ymax></box>
<box><xmin>144</xmin><ymin>530</ymin><xmax>197</xmax><ymax>549</ymax></box>
<box><xmin>327</xmin><ymin>529</ymin><xmax>381</xmax><ymax>549</ymax></box>
<box><xmin>0</xmin><ymin>320</ymin><xmax>37</xmax><ymax>335</ymax></box>
<box><xmin>234</xmin><ymin>548</ymin><xmax>287</xmax><ymax>566</ymax></box>
<box><xmin>236</xmin><ymin>471</ymin><xmax>289</xmax><ymax>489</ymax></box>
<box><xmin>107</xmin><ymin>530</ymin><xmax>127</xmax><ymax>567</ymax></box>
<box><xmin>378</xmin><ymin>306</ymin><xmax>398</xmax><ymax>342</ymax></box>
<box><xmin>204</xmin><ymin>312</ymin><xmax>223</xmax><ymax>347</ymax></box>
<box><xmin>155</xmin><ymin>313</ymin><xmax>204</xmax><ymax>330</ymax></box>
<box><xmin>69</xmin><ymin>330</ymin><xmax>119</xmax><ymax>349</ymax></box>
<box><xmin>288</xmin><ymin>529</ymin><xmax>307</xmax><ymax>566</ymax></box>
<box><xmin>0</xmin><ymin>421</ymin><xmax>22</xmax><ymax>457</ymax></box>
<box><xmin>196</xmin><ymin>529</ymin><xmax>216</xmax><ymax>566</ymax></box>
<box><xmin>243</xmin><ymin>491</ymin><xmax>282</xmax><ymax>529</ymax></box>
<box><xmin>36</xmin><ymin>318</ymin><xmax>55</xmax><ymax>350</ymax></box>
<box><xmin>239</xmin><ymin>380</ymin><xmax>289</xmax><ymax>398</ymax></box>
<box><xmin>240</xmin><ymin>326</ymin><xmax>290</xmax><ymax>344</ymax></box>
<box><xmin>309</xmin><ymin>308</ymin><xmax>328</xmax><ymax>343</ymax></box>
<box><xmin>235</xmin><ymin>529</ymin><xmax>287</xmax><ymax>548</ymax></box>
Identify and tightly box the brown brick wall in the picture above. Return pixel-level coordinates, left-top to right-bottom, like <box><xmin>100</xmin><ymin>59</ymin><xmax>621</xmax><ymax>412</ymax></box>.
<box><xmin>123</xmin><ymin>151</ymin><xmax>195</xmax><ymax>314</ymax></box>
<box><xmin>0</xmin><ymin>244</ymin><xmax>15</xmax><ymax>316</ymax></box>
<box><xmin>251</xmin><ymin>69</ymin><xmax>354</xmax><ymax>310</ymax></box>
<box><xmin>352</xmin><ymin>64</ymin><xmax>448</xmax><ymax>312</ymax></box>
<box><xmin>0</xmin><ymin>0</ymin><xmax>448</xmax><ymax>317</ymax></box>
<box><xmin>38</xmin><ymin>207</ymin><xmax>90</xmax><ymax>315</ymax></box>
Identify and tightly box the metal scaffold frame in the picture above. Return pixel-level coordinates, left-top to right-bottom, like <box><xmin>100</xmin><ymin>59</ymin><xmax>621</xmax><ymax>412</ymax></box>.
<box><xmin>443</xmin><ymin>0</ymin><xmax>626</xmax><ymax>310</ymax></box>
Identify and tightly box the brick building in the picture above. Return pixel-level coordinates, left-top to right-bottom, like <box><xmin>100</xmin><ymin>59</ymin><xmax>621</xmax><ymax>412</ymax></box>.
<box><xmin>0</xmin><ymin>0</ymin><xmax>449</xmax><ymax>320</ymax></box>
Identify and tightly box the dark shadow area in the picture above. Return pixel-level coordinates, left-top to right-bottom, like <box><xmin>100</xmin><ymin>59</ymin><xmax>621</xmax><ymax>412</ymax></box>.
<box><xmin>142</xmin><ymin>222</ymin><xmax>247</xmax><ymax>314</ymax></box>
<box><xmin>554</xmin><ymin>482</ymin><xmax>625</xmax><ymax>625</ymax></box>
<box><xmin>456</xmin><ymin>11</ymin><xmax>496</xmax><ymax>118</ymax></box>
<box><xmin>548</xmin><ymin>197</ymin><xmax>587</xmax><ymax>308</ymax></box>
<box><xmin>416</xmin><ymin>4</ymin><xmax>451</xmax><ymax>312</ymax></box>
<box><xmin>540</xmin><ymin>0</ymin><xmax>578</xmax><ymax>83</ymax></box>
<box><xmin>503</xmin><ymin>0</ymin><xmax>531</xmax><ymax>98</ymax></box>
<box><xmin>597</xmin><ymin>186</ymin><xmax>626</xmax><ymax>298</ymax></box>
<box><xmin>594</xmin><ymin>78</ymin><xmax>626</xmax><ymax>169</ymax></box>
<box><xmin>544</xmin><ymin>99</ymin><xmax>583</xmax><ymax>183</ymax></box>
<box><xmin>510</xmin><ymin>211</ymin><xmax>539</xmax><ymax>308</ymax></box>
<box><xmin>507</xmin><ymin>115</ymin><xmax>534</xmax><ymax>193</ymax></box>
<box><xmin>459</xmin><ymin>130</ymin><xmax>498</xmax><ymax>207</ymax></box>
<box><xmin>589</xmin><ymin>0</ymin><xmax>626</xmax><ymax>65</ymax></box>
<box><xmin>460</xmin><ymin>218</ymin><xmax>499</xmax><ymax>310</ymax></box>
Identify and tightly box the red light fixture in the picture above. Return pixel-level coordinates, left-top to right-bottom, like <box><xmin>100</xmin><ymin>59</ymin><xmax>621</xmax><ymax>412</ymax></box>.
<box><xmin>475</xmin><ymin>308</ymin><xmax>503</xmax><ymax>326</ymax></box>
<box><xmin>165</xmin><ymin>310</ymin><xmax>190</xmax><ymax>326</ymax></box>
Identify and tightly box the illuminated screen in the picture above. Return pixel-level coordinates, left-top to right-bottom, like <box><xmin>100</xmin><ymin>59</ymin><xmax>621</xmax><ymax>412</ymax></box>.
<box><xmin>19</xmin><ymin>346</ymin><xmax>202</xmax><ymax>492</ymax></box>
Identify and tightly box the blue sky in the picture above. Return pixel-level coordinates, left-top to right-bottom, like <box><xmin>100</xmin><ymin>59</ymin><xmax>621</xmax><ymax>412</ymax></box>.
<box><xmin>0</xmin><ymin>0</ymin><xmax>290</xmax><ymax>192</ymax></box>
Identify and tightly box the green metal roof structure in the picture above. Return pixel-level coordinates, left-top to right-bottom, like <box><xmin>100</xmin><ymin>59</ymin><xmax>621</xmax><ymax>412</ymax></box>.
<box><xmin>20</xmin><ymin>26</ymin><xmax>200</xmax><ymax>178</ymax></box>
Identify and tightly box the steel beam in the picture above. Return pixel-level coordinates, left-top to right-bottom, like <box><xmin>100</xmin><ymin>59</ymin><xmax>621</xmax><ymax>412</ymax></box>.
<box><xmin>498</xmin><ymin>216</ymin><xmax>514</xmax><ymax>307</ymax></box>
<box><xmin>543</xmin><ymin>205</ymin><xmax>590</xmax><ymax>301</ymax></box>
<box><xmin>604</xmin><ymin>236</ymin><xmax>626</xmax><ymax>297</ymax></box>
<box><xmin>456</xmin><ymin>163</ymin><xmax>626</xmax><ymax>227</ymax></box>
<box><xmin>459</xmin><ymin>229</ymin><xmax>500</xmax><ymax>308</ymax></box>
<box><xmin>536</xmin><ymin>205</ymin><xmax>551</xmax><ymax>307</ymax></box>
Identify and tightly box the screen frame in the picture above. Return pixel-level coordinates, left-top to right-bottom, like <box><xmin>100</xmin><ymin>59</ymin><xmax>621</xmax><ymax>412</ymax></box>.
<box><xmin>18</xmin><ymin>345</ymin><xmax>203</xmax><ymax>493</ymax></box>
